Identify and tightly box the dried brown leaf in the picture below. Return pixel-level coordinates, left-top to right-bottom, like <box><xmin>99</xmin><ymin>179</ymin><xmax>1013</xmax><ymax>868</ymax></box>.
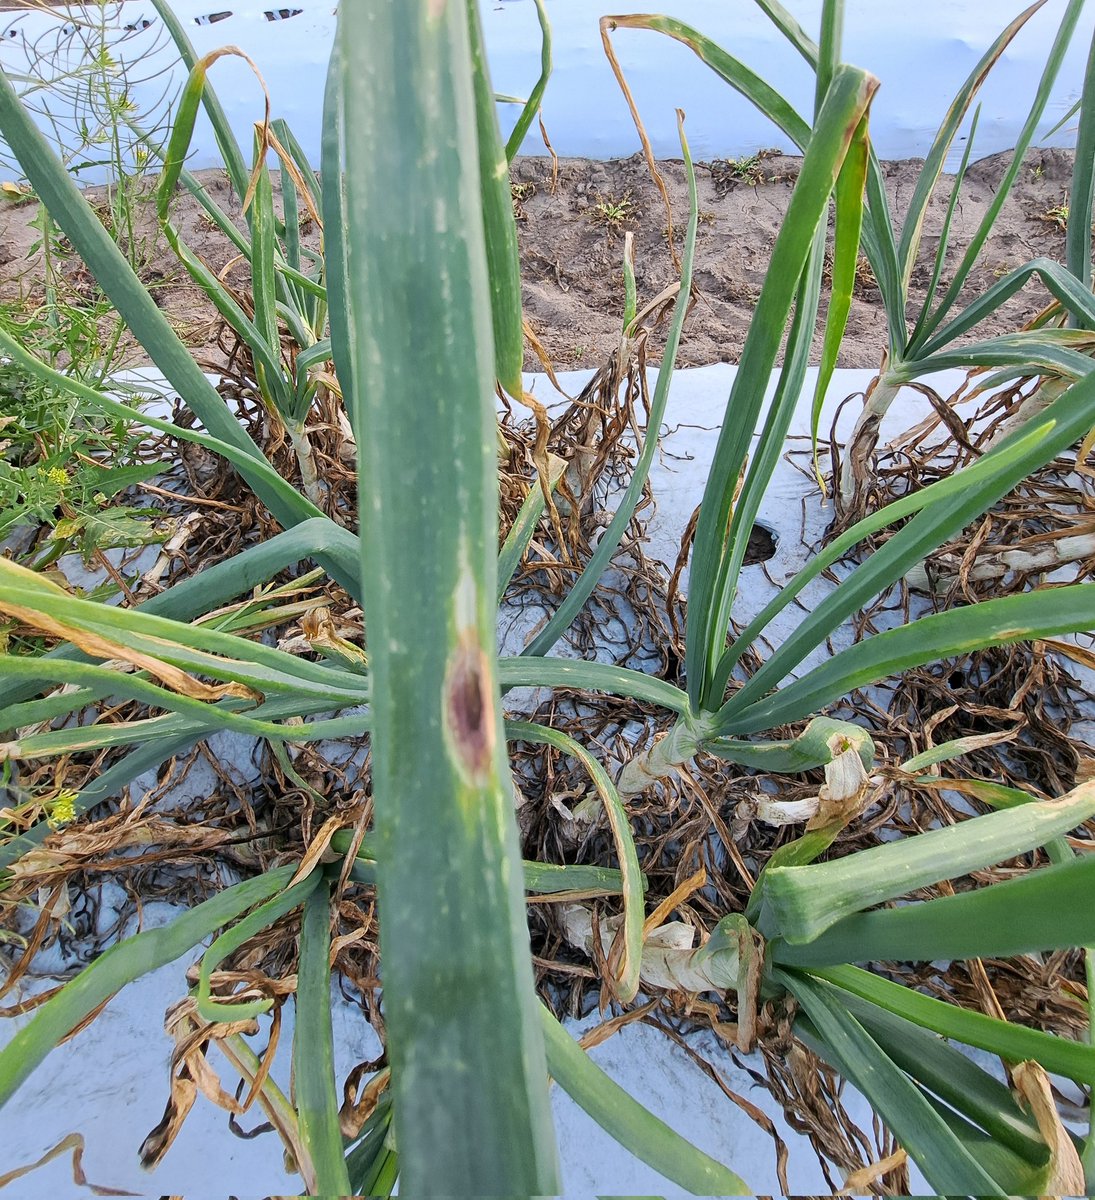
<box><xmin>338</xmin><ymin>1064</ymin><xmax>391</xmax><ymax>1139</ymax></box>
<box><xmin>576</xmin><ymin>998</ymin><xmax>659</xmax><ymax>1052</ymax></box>
<box><xmin>641</xmin><ymin>865</ymin><xmax>706</xmax><ymax>938</ymax></box>
<box><xmin>0</xmin><ymin>599</ymin><xmax>260</xmax><ymax>703</ymax></box>
<box><xmin>837</xmin><ymin>1147</ymin><xmax>909</xmax><ymax>1195</ymax></box>
<box><xmin>806</xmin><ymin>744</ymin><xmax>872</xmax><ymax>831</ymax></box>
<box><xmin>287</xmin><ymin>813</ymin><xmax>346</xmax><ymax>888</ymax></box>
<box><xmin>301</xmin><ymin>605</ymin><xmax>368</xmax><ymax>670</ymax></box>
<box><xmin>1013</xmin><ymin>1060</ymin><xmax>1085</xmax><ymax>1197</ymax></box>
<box><xmin>141</xmin><ymin>997</ymin><xmax>265</xmax><ymax>1168</ymax></box>
<box><xmin>0</xmin><ymin>1132</ymin><xmax>138</xmax><ymax>1196</ymax></box>
<box><xmin>1041</xmin><ymin>636</ymin><xmax>1095</xmax><ymax>673</ymax></box>
<box><xmin>139</xmin><ymin>1072</ymin><xmax>199</xmax><ymax>1169</ymax></box>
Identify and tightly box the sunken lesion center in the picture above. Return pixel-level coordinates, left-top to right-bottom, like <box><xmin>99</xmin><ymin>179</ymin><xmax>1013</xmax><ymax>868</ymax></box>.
<box><xmin>445</xmin><ymin>641</ymin><xmax>495</xmax><ymax>779</ymax></box>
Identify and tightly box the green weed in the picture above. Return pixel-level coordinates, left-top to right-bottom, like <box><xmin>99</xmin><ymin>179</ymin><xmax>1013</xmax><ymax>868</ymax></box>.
<box><xmin>590</xmin><ymin>190</ymin><xmax>636</xmax><ymax>229</ymax></box>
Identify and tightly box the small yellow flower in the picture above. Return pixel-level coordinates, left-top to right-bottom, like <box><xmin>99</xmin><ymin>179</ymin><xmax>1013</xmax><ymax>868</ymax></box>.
<box><xmin>45</xmin><ymin>465</ymin><xmax>69</xmax><ymax>488</ymax></box>
<box><xmin>48</xmin><ymin>789</ymin><xmax>78</xmax><ymax>828</ymax></box>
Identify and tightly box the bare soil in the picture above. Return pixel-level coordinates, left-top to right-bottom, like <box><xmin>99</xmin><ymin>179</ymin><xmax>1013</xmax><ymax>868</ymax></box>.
<box><xmin>512</xmin><ymin>146</ymin><xmax>1076</xmax><ymax>369</ymax></box>
<box><xmin>0</xmin><ymin>146</ymin><xmax>1077</xmax><ymax>375</ymax></box>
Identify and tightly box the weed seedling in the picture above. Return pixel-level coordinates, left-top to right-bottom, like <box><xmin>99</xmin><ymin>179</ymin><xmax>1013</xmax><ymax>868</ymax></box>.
<box><xmin>0</xmin><ymin>317</ymin><xmax>163</xmax><ymax>566</ymax></box>
<box><xmin>1039</xmin><ymin>198</ymin><xmax>1070</xmax><ymax>230</ymax></box>
<box><xmin>710</xmin><ymin>150</ymin><xmax>777</xmax><ymax>192</ymax></box>
<box><xmin>0</xmin><ymin>180</ymin><xmax>33</xmax><ymax>204</ymax></box>
<box><xmin>590</xmin><ymin>191</ymin><xmax>636</xmax><ymax>229</ymax></box>
<box><xmin>511</xmin><ymin>179</ymin><xmax>535</xmax><ymax>220</ymax></box>
<box><xmin>725</xmin><ymin>152</ymin><xmax>765</xmax><ymax>184</ymax></box>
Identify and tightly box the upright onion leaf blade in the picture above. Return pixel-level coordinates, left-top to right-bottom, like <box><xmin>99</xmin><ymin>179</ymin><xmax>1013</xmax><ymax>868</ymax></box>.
<box><xmin>335</xmin><ymin>4</ymin><xmax>557</xmax><ymax>1193</ymax></box>
<box><xmin>907</xmin><ymin>0</ymin><xmax>1086</xmax><ymax>353</ymax></box>
<box><xmin>684</xmin><ymin>65</ymin><xmax>878</xmax><ymax>710</ymax></box>
<box><xmin>466</xmin><ymin>0</ymin><xmax>525</xmax><ymax>396</ymax></box>
<box><xmin>809</xmin><ymin>114</ymin><xmax>869</xmax><ymax>459</ymax></box>
<box><xmin>780</xmin><ymin>971</ymin><xmax>1009</xmax><ymax>1195</ymax></box>
<box><xmin>504</xmin><ymin>0</ymin><xmax>552</xmax><ymax>162</ymax></box>
<box><xmin>726</xmin><ymin>584</ymin><xmax>1095</xmax><ymax>734</ymax></box>
<box><xmin>294</xmin><ymin>881</ymin><xmax>352</xmax><ymax>1196</ymax></box>
<box><xmin>1067</xmin><ymin>21</ymin><xmax>1095</xmax><ymax>303</ymax></box>
<box><xmin>718</xmin><ymin>367</ymin><xmax>1095</xmax><ymax>727</ymax></box>
<box><xmin>895</xmin><ymin>0</ymin><xmax>1049</xmax><ymax>295</ymax></box>
<box><xmin>806</xmin><ymin>965</ymin><xmax>1095</xmax><ymax>1087</ymax></box>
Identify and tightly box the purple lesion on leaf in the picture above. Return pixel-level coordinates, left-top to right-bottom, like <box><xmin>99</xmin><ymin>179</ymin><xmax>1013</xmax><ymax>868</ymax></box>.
<box><xmin>445</xmin><ymin>639</ymin><xmax>495</xmax><ymax>780</ymax></box>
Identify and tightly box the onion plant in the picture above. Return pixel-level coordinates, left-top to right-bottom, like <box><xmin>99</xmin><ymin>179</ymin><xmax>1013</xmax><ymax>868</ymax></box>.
<box><xmin>603</xmin><ymin>0</ymin><xmax>1095</xmax><ymax>513</ymax></box>
<box><xmin>135</xmin><ymin>0</ymin><xmax>553</xmax><ymax>502</ymax></box>
<box><xmin>0</xmin><ymin>2</ymin><xmax>1094</xmax><ymax>1195</ymax></box>
<box><xmin>144</xmin><ymin>0</ymin><xmax>333</xmax><ymax>506</ymax></box>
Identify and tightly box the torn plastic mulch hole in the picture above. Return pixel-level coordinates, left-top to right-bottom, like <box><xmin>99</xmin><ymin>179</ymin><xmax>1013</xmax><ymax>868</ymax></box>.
<box><xmin>744</xmin><ymin>522</ymin><xmax>778</xmax><ymax>565</ymax></box>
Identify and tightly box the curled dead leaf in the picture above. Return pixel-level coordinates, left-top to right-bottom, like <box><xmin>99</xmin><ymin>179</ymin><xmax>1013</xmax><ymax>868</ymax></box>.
<box><xmin>736</xmin><ymin>725</ymin><xmax>876</xmax><ymax>832</ymax></box>
<box><xmin>1042</xmin><ymin>636</ymin><xmax>1095</xmax><ymax>674</ymax></box>
<box><xmin>806</xmin><ymin>742</ymin><xmax>872</xmax><ymax>831</ymax></box>
<box><xmin>288</xmin><ymin>813</ymin><xmax>347</xmax><ymax>888</ymax></box>
<box><xmin>36</xmin><ymin>881</ymin><xmax>71</xmax><ymax>922</ymax></box>
<box><xmin>837</xmin><ymin>1147</ymin><xmax>909</xmax><ymax>1196</ymax></box>
<box><xmin>1074</xmin><ymin>756</ymin><xmax>1095</xmax><ymax>786</ymax></box>
<box><xmin>141</xmin><ymin>997</ymin><xmax>263</xmax><ymax>1169</ymax></box>
<box><xmin>339</xmin><ymin>1063</ymin><xmax>391</xmax><ymax>1139</ymax></box>
<box><xmin>743</xmin><ymin>794</ymin><xmax>820</xmax><ymax>828</ymax></box>
<box><xmin>561</xmin><ymin>904</ymin><xmax>740</xmax><ymax>994</ymax></box>
<box><xmin>549</xmin><ymin>788</ymin><xmax>599</xmax><ymax>846</ymax></box>
<box><xmin>5</xmin><ymin>818</ymin><xmax>229</xmax><ymax>885</ymax></box>
<box><xmin>300</xmin><ymin>605</ymin><xmax>368</xmax><ymax>671</ymax></box>
<box><xmin>641</xmin><ymin>866</ymin><xmax>707</xmax><ymax>938</ymax></box>
<box><xmin>1013</xmin><ymin>1060</ymin><xmax>1085</xmax><ymax>1197</ymax></box>
<box><xmin>0</xmin><ymin>1131</ymin><xmax>137</xmax><ymax>1196</ymax></box>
